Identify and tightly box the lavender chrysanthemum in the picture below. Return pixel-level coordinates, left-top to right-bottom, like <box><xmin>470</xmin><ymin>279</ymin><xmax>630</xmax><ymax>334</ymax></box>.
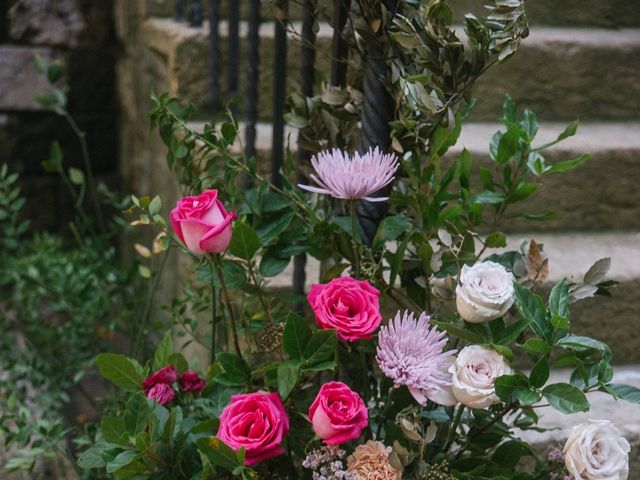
<box><xmin>376</xmin><ymin>310</ymin><xmax>457</xmax><ymax>406</ymax></box>
<box><xmin>298</xmin><ymin>147</ymin><xmax>399</xmax><ymax>202</ymax></box>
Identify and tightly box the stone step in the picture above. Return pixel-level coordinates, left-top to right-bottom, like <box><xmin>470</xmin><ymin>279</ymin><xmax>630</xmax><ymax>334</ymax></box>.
<box><xmin>518</xmin><ymin>366</ymin><xmax>640</xmax><ymax>474</ymax></box>
<box><xmin>190</xmin><ymin>120</ymin><xmax>640</xmax><ymax>232</ymax></box>
<box><xmin>142</xmin><ymin>17</ymin><xmax>640</xmax><ymax>122</ymax></box>
<box><xmin>146</xmin><ymin>0</ymin><xmax>640</xmax><ymax>28</ymax></box>
<box><xmin>271</xmin><ymin>232</ymin><xmax>640</xmax><ymax>363</ymax></box>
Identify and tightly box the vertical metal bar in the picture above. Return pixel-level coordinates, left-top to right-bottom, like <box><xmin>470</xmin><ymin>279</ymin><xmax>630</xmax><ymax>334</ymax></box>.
<box><xmin>175</xmin><ymin>0</ymin><xmax>186</xmax><ymax>22</ymax></box>
<box><xmin>356</xmin><ymin>2</ymin><xmax>398</xmax><ymax>245</ymax></box>
<box><xmin>293</xmin><ymin>0</ymin><xmax>317</xmax><ymax>299</ymax></box>
<box><xmin>271</xmin><ymin>0</ymin><xmax>289</xmax><ymax>188</ymax></box>
<box><xmin>189</xmin><ymin>0</ymin><xmax>204</xmax><ymax>27</ymax></box>
<box><xmin>245</xmin><ymin>0</ymin><xmax>261</xmax><ymax>162</ymax></box>
<box><xmin>208</xmin><ymin>0</ymin><xmax>221</xmax><ymax>111</ymax></box>
<box><xmin>228</xmin><ymin>0</ymin><xmax>241</xmax><ymax>114</ymax></box>
<box><xmin>331</xmin><ymin>0</ymin><xmax>351</xmax><ymax>87</ymax></box>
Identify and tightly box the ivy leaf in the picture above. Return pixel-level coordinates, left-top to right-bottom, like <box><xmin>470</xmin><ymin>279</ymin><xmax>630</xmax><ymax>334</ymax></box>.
<box><xmin>542</xmin><ymin>383</ymin><xmax>589</xmax><ymax>414</ymax></box>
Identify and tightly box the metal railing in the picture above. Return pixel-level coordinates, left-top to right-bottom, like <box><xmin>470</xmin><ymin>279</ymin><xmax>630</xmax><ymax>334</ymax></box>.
<box><xmin>175</xmin><ymin>0</ymin><xmax>394</xmax><ymax>293</ymax></box>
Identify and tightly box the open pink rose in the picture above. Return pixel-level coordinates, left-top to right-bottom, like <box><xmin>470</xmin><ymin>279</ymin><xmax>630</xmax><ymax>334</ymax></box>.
<box><xmin>179</xmin><ymin>371</ymin><xmax>205</xmax><ymax>393</ymax></box>
<box><xmin>142</xmin><ymin>365</ymin><xmax>178</xmax><ymax>393</ymax></box>
<box><xmin>217</xmin><ymin>392</ymin><xmax>290</xmax><ymax>465</ymax></box>
<box><xmin>147</xmin><ymin>383</ymin><xmax>175</xmax><ymax>406</ymax></box>
<box><xmin>309</xmin><ymin>382</ymin><xmax>368</xmax><ymax>445</ymax></box>
<box><xmin>170</xmin><ymin>189</ymin><xmax>236</xmax><ymax>255</ymax></box>
<box><xmin>307</xmin><ymin>277</ymin><xmax>382</xmax><ymax>342</ymax></box>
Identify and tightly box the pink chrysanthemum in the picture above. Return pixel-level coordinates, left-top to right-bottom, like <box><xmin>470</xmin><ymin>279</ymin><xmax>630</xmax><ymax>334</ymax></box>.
<box><xmin>298</xmin><ymin>147</ymin><xmax>399</xmax><ymax>202</ymax></box>
<box><xmin>376</xmin><ymin>310</ymin><xmax>457</xmax><ymax>406</ymax></box>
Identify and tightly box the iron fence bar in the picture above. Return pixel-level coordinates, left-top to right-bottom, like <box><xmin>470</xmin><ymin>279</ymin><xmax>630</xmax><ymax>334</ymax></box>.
<box><xmin>245</xmin><ymin>0</ymin><xmax>261</xmax><ymax>162</ymax></box>
<box><xmin>331</xmin><ymin>0</ymin><xmax>351</xmax><ymax>87</ymax></box>
<box><xmin>208</xmin><ymin>0</ymin><xmax>221</xmax><ymax>111</ymax></box>
<box><xmin>293</xmin><ymin>0</ymin><xmax>318</xmax><ymax>298</ymax></box>
<box><xmin>356</xmin><ymin>3</ymin><xmax>398</xmax><ymax>245</ymax></box>
<box><xmin>228</xmin><ymin>0</ymin><xmax>240</xmax><ymax>115</ymax></box>
<box><xmin>271</xmin><ymin>0</ymin><xmax>289</xmax><ymax>188</ymax></box>
<box><xmin>189</xmin><ymin>0</ymin><xmax>204</xmax><ymax>27</ymax></box>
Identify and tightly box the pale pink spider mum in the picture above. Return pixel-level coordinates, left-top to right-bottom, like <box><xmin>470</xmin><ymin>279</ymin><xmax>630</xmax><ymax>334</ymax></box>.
<box><xmin>376</xmin><ymin>310</ymin><xmax>457</xmax><ymax>406</ymax></box>
<box><xmin>298</xmin><ymin>147</ymin><xmax>399</xmax><ymax>202</ymax></box>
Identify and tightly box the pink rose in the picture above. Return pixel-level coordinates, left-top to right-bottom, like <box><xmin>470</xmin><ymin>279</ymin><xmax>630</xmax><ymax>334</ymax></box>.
<box><xmin>217</xmin><ymin>392</ymin><xmax>290</xmax><ymax>465</ymax></box>
<box><xmin>147</xmin><ymin>383</ymin><xmax>175</xmax><ymax>406</ymax></box>
<box><xmin>179</xmin><ymin>371</ymin><xmax>205</xmax><ymax>393</ymax></box>
<box><xmin>307</xmin><ymin>277</ymin><xmax>382</xmax><ymax>342</ymax></box>
<box><xmin>170</xmin><ymin>189</ymin><xmax>237</xmax><ymax>255</ymax></box>
<box><xmin>142</xmin><ymin>365</ymin><xmax>178</xmax><ymax>393</ymax></box>
<box><xmin>309</xmin><ymin>381</ymin><xmax>368</xmax><ymax>445</ymax></box>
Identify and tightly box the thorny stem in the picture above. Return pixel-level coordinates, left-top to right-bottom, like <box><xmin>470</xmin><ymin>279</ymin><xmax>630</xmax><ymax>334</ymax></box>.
<box><xmin>211</xmin><ymin>254</ymin><xmax>243</xmax><ymax>360</ymax></box>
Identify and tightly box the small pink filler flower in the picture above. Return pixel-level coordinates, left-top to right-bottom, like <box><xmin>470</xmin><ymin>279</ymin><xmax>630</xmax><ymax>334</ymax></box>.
<box><xmin>376</xmin><ymin>311</ymin><xmax>457</xmax><ymax>406</ymax></box>
<box><xmin>298</xmin><ymin>147</ymin><xmax>399</xmax><ymax>202</ymax></box>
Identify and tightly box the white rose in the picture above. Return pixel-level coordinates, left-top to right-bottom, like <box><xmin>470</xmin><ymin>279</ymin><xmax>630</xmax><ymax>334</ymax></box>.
<box><xmin>456</xmin><ymin>261</ymin><xmax>515</xmax><ymax>323</ymax></box>
<box><xmin>564</xmin><ymin>419</ymin><xmax>630</xmax><ymax>480</ymax></box>
<box><xmin>449</xmin><ymin>345</ymin><xmax>512</xmax><ymax>409</ymax></box>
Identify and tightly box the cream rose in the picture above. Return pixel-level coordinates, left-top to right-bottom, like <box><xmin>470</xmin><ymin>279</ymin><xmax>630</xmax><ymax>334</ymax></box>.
<box><xmin>564</xmin><ymin>419</ymin><xmax>630</xmax><ymax>480</ymax></box>
<box><xmin>456</xmin><ymin>261</ymin><xmax>514</xmax><ymax>323</ymax></box>
<box><xmin>449</xmin><ymin>345</ymin><xmax>511</xmax><ymax>409</ymax></box>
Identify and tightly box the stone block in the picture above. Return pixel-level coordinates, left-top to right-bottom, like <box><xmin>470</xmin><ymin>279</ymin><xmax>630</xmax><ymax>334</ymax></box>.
<box><xmin>0</xmin><ymin>45</ymin><xmax>64</xmax><ymax>111</ymax></box>
<box><xmin>8</xmin><ymin>0</ymin><xmax>85</xmax><ymax>47</ymax></box>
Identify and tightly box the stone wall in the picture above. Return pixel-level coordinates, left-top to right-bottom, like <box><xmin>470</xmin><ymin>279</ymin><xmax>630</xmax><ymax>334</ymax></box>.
<box><xmin>0</xmin><ymin>0</ymin><xmax>119</xmax><ymax>232</ymax></box>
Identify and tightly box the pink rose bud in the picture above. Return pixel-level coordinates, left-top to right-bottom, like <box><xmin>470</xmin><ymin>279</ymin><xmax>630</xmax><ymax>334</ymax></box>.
<box><xmin>217</xmin><ymin>392</ymin><xmax>290</xmax><ymax>465</ymax></box>
<box><xmin>179</xmin><ymin>371</ymin><xmax>206</xmax><ymax>393</ymax></box>
<box><xmin>308</xmin><ymin>381</ymin><xmax>368</xmax><ymax>445</ymax></box>
<box><xmin>170</xmin><ymin>189</ymin><xmax>237</xmax><ymax>255</ymax></box>
<box><xmin>142</xmin><ymin>365</ymin><xmax>178</xmax><ymax>393</ymax></box>
<box><xmin>307</xmin><ymin>277</ymin><xmax>382</xmax><ymax>342</ymax></box>
<box><xmin>147</xmin><ymin>383</ymin><xmax>176</xmax><ymax>406</ymax></box>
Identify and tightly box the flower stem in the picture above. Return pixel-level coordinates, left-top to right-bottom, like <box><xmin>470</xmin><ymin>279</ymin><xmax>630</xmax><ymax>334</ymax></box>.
<box><xmin>211</xmin><ymin>254</ymin><xmax>243</xmax><ymax>360</ymax></box>
<box><xmin>359</xmin><ymin>345</ymin><xmax>370</xmax><ymax>404</ymax></box>
<box><xmin>376</xmin><ymin>387</ymin><xmax>394</xmax><ymax>439</ymax></box>
<box><xmin>210</xmin><ymin>276</ymin><xmax>217</xmax><ymax>363</ymax></box>
<box><xmin>349</xmin><ymin>200</ymin><xmax>361</xmax><ymax>277</ymax></box>
<box><xmin>444</xmin><ymin>404</ymin><xmax>465</xmax><ymax>452</ymax></box>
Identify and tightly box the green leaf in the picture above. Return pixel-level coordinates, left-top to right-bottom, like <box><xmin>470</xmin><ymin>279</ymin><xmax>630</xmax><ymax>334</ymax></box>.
<box><xmin>277</xmin><ymin>361</ymin><xmax>300</xmax><ymax>400</ymax></box>
<box><xmin>96</xmin><ymin>353</ymin><xmax>144</xmax><ymax>392</ymax></box>
<box><xmin>547</xmin><ymin>154</ymin><xmax>590</xmax><ymax>174</ymax></box>
<box><xmin>161</xmin><ymin>406</ymin><xmax>183</xmax><ymax>443</ymax></box>
<box><xmin>513</xmin><ymin>283</ymin><xmax>551</xmax><ymax>340</ymax></box>
<box><xmin>548</xmin><ymin>279</ymin><xmax>569</xmax><ymax>319</ymax></box>
<box><xmin>124</xmin><ymin>393</ymin><xmax>151</xmax><ymax>435</ymax></box>
<box><xmin>106</xmin><ymin>451</ymin><xmax>140</xmax><ymax>473</ymax></box>
<box><xmin>519</xmin><ymin>338</ymin><xmax>551</xmax><ymax>354</ymax></box>
<box><xmin>494</xmin><ymin>318</ymin><xmax>530</xmax><ymax>345</ymax></box>
<box><xmin>605</xmin><ymin>384</ymin><xmax>640</xmax><ymax>404</ymax></box>
<box><xmin>68</xmin><ymin>167</ymin><xmax>85</xmax><ymax>185</ymax></box>
<box><xmin>166</xmin><ymin>352</ymin><xmax>189</xmax><ymax>373</ymax></box>
<box><xmin>474</xmin><ymin>191</ymin><xmax>506</xmax><ymax>204</ymax></box>
<box><xmin>304</xmin><ymin>330</ymin><xmax>337</xmax><ymax>367</ymax></box>
<box><xmin>530</xmin><ymin>357</ymin><xmax>550</xmax><ymax>388</ymax></box>
<box><xmin>495</xmin><ymin>373</ymin><xmax>529</xmax><ymax>403</ymax></box>
<box><xmin>153</xmin><ymin>331</ymin><xmax>173</xmax><ymax>371</ymax></box>
<box><xmin>148</xmin><ymin>195</ymin><xmax>162</xmax><ymax>215</ymax></box>
<box><xmin>283</xmin><ymin>312</ymin><xmax>313</xmax><ymax>359</ymax></box>
<box><xmin>433</xmin><ymin>321</ymin><xmax>487</xmax><ymax>344</ymax></box>
<box><xmin>508</xmin><ymin>183</ymin><xmax>540</xmax><ymax>202</ymax></box>
<box><xmin>77</xmin><ymin>443</ymin><xmax>107</xmax><ymax>469</ymax></box>
<box><xmin>373</xmin><ymin>214</ymin><xmax>412</xmax><ymax>250</ymax></box>
<box><xmin>502</xmin><ymin>94</ymin><xmax>517</xmax><ymax>123</ymax></box>
<box><xmin>230</xmin><ymin>222</ymin><xmax>260</xmax><ymax>260</ymax></box>
<box><xmin>556</xmin><ymin>334</ymin><xmax>611</xmax><ymax>356</ymax></box>
<box><xmin>485</xmin><ymin>231</ymin><xmax>507</xmax><ymax>248</ymax></box>
<box><xmin>218</xmin><ymin>353</ymin><xmax>251</xmax><ymax>384</ymax></box>
<box><xmin>255</xmin><ymin>212</ymin><xmax>294</xmax><ymax>245</ymax></box>
<box><xmin>101</xmin><ymin>416</ymin><xmax>126</xmax><ymax>443</ymax></box>
<box><xmin>259</xmin><ymin>251</ymin><xmax>289</xmax><ymax>277</ymax></box>
<box><xmin>542</xmin><ymin>383</ymin><xmax>589</xmax><ymax>414</ymax></box>
<box><xmin>495</xmin><ymin>129</ymin><xmax>520</xmax><ymax>164</ymax></box>
<box><xmin>196</xmin><ymin>436</ymin><xmax>244</xmax><ymax>471</ymax></box>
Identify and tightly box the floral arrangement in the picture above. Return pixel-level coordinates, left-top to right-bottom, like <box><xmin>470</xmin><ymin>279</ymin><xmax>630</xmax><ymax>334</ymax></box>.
<box><xmin>77</xmin><ymin>2</ymin><xmax>639</xmax><ymax>479</ymax></box>
<box><xmin>80</xmin><ymin>106</ymin><xmax>639</xmax><ymax>479</ymax></box>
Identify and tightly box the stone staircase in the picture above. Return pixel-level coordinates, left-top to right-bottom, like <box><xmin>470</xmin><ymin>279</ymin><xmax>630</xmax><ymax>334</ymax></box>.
<box><xmin>118</xmin><ymin>0</ymin><xmax>640</xmax><ymax>468</ymax></box>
